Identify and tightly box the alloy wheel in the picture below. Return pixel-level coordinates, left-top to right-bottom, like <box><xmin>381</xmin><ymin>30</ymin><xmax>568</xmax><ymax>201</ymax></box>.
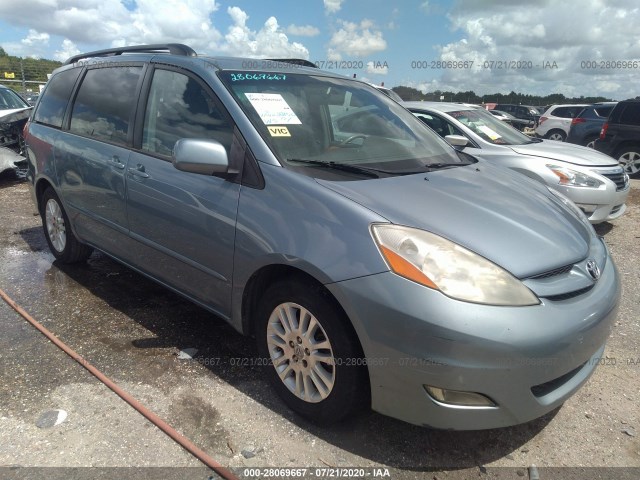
<box><xmin>266</xmin><ymin>302</ymin><xmax>336</xmax><ymax>403</ymax></box>
<box><xmin>45</xmin><ymin>198</ymin><xmax>66</xmax><ymax>253</ymax></box>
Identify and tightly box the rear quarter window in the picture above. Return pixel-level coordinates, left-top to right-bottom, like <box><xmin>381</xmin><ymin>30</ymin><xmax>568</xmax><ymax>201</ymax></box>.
<box><xmin>33</xmin><ymin>68</ymin><xmax>82</xmax><ymax>128</ymax></box>
<box><xmin>618</xmin><ymin>103</ymin><xmax>640</xmax><ymax>126</ymax></box>
<box><xmin>69</xmin><ymin>66</ymin><xmax>143</xmax><ymax>146</ymax></box>
<box><xmin>593</xmin><ymin>105</ymin><xmax>614</xmax><ymax>118</ymax></box>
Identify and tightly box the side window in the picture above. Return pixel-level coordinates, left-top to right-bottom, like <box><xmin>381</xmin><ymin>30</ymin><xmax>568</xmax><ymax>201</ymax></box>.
<box><xmin>415</xmin><ymin>113</ymin><xmax>446</xmax><ymax>137</ymax></box>
<box><xmin>69</xmin><ymin>66</ymin><xmax>142</xmax><ymax>146</ymax></box>
<box><xmin>593</xmin><ymin>106</ymin><xmax>613</xmax><ymax>118</ymax></box>
<box><xmin>33</xmin><ymin>68</ymin><xmax>82</xmax><ymax>128</ymax></box>
<box><xmin>142</xmin><ymin>69</ymin><xmax>233</xmax><ymax>157</ymax></box>
<box><xmin>619</xmin><ymin>104</ymin><xmax>640</xmax><ymax>126</ymax></box>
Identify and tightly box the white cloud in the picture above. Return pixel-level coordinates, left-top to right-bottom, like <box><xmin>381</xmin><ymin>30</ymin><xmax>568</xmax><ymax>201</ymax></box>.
<box><xmin>286</xmin><ymin>24</ymin><xmax>320</xmax><ymax>37</ymax></box>
<box><xmin>326</xmin><ymin>48</ymin><xmax>342</xmax><ymax>61</ymax></box>
<box><xmin>328</xmin><ymin>19</ymin><xmax>387</xmax><ymax>58</ymax></box>
<box><xmin>0</xmin><ymin>2</ymin><xmax>309</xmax><ymax>61</ymax></box>
<box><xmin>422</xmin><ymin>0</ymin><xmax>640</xmax><ymax>98</ymax></box>
<box><xmin>366</xmin><ymin>60</ymin><xmax>388</xmax><ymax>75</ymax></box>
<box><xmin>54</xmin><ymin>39</ymin><xmax>80</xmax><ymax>62</ymax></box>
<box><xmin>324</xmin><ymin>0</ymin><xmax>343</xmax><ymax>14</ymax></box>
<box><xmin>22</xmin><ymin>29</ymin><xmax>50</xmax><ymax>47</ymax></box>
<box><xmin>222</xmin><ymin>7</ymin><xmax>309</xmax><ymax>58</ymax></box>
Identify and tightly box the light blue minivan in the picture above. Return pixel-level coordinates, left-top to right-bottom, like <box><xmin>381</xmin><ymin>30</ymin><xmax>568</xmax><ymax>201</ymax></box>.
<box><xmin>25</xmin><ymin>44</ymin><xmax>619</xmax><ymax>429</ymax></box>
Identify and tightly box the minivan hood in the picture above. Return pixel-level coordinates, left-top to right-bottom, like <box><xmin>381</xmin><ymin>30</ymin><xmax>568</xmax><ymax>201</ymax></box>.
<box><xmin>509</xmin><ymin>140</ymin><xmax>618</xmax><ymax>167</ymax></box>
<box><xmin>318</xmin><ymin>163</ymin><xmax>591</xmax><ymax>278</ymax></box>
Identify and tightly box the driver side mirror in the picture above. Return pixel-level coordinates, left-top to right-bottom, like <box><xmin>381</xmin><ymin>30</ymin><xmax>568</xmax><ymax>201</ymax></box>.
<box><xmin>172</xmin><ymin>139</ymin><xmax>229</xmax><ymax>175</ymax></box>
<box><xmin>444</xmin><ymin>135</ymin><xmax>469</xmax><ymax>148</ymax></box>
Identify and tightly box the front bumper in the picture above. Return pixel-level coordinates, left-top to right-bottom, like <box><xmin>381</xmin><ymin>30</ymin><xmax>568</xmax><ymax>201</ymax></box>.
<box><xmin>327</xmin><ymin>253</ymin><xmax>619</xmax><ymax>430</ymax></box>
<box><xmin>555</xmin><ymin>182</ymin><xmax>628</xmax><ymax>223</ymax></box>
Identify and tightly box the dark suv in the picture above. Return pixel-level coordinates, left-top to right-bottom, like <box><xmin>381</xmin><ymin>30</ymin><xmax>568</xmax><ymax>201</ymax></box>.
<box><xmin>566</xmin><ymin>102</ymin><xmax>617</xmax><ymax>148</ymax></box>
<box><xmin>595</xmin><ymin>98</ymin><xmax>640</xmax><ymax>177</ymax></box>
<box><xmin>493</xmin><ymin>104</ymin><xmax>539</xmax><ymax>128</ymax></box>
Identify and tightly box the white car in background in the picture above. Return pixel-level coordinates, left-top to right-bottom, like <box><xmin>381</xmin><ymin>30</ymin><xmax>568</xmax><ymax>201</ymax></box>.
<box><xmin>535</xmin><ymin>104</ymin><xmax>589</xmax><ymax>141</ymax></box>
<box><xmin>405</xmin><ymin>101</ymin><xmax>629</xmax><ymax>224</ymax></box>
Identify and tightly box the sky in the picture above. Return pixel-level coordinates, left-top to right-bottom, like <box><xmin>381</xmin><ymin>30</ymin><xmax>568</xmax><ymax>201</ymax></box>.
<box><xmin>0</xmin><ymin>0</ymin><xmax>639</xmax><ymax>99</ymax></box>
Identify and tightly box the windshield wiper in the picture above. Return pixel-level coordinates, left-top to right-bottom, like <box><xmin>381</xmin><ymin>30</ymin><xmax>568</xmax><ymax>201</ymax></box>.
<box><xmin>423</xmin><ymin>162</ymin><xmax>465</xmax><ymax>171</ymax></box>
<box><xmin>287</xmin><ymin>158</ymin><xmax>396</xmax><ymax>178</ymax></box>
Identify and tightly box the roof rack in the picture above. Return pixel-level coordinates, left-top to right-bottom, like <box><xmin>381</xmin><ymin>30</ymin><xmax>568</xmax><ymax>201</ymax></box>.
<box><xmin>64</xmin><ymin>43</ymin><xmax>197</xmax><ymax>65</ymax></box>
<box><xmin>266</xmin><ymin>58</ymin><xmax>318</xmax><ymax>68</ymax></box>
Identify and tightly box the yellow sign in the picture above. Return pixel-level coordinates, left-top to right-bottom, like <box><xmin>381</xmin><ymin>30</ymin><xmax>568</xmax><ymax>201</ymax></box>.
<box><xmin>267</xmin><ymin>126</ymin><xmax>291</xmax><ymax>137</ymax></box>
<box><xmin>3</xmin><ymin>72</ymin><xmax>15</xmax><ymax>79</ymax></box>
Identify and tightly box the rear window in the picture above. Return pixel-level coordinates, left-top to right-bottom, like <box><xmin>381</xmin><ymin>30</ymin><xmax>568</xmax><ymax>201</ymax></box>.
<box><xmin>618</xmin><ymin>103</ymin><xmax>640</xmax><ymax>126</ymax></box>
<box><xmin>593</xmin><ymin>105</ymin><xmax>614</xmax><ymax>118</ymax></box>
<box><xmin>33</xmin><ymin>68</ymin><xmax>81</xmax><ymax>128</ymax></box>
<box><xmin>551</xmin><ymin>106</ymin><xmax>584</xmax><ymax>118</ymax></box>
<box><xmin>69</xmin><ymin>66</ymin><xmax>143</xmax><ymax>146</ymax></box>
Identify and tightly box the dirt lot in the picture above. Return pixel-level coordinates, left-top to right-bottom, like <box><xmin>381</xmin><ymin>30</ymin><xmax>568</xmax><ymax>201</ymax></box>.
<box><xmin>0</xmin><ymin>172</ymin><xmax>638</xmax><ymax>480</ymax></box>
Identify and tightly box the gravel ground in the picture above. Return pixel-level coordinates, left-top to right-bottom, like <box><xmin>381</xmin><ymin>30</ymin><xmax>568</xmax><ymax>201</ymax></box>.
<box><xmin>0</xmin><ymin>172</ymin><xmax>638</xmax><ymax>479</ymax></box>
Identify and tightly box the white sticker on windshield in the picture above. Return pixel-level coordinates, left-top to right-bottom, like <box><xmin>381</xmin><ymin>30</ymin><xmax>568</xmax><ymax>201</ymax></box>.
<box><xmin>245</xmin><ymin>93</ymin><xmax>302</xmax><ymax>125</ymax></box>
<box><xmin>477</xmin><ymin>125</ymin><xmax>501</xmax><ymax>140</ymax></box>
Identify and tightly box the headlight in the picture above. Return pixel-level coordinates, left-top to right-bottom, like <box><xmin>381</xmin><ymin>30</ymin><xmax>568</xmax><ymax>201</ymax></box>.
<box><xmin>546</xmin><ymin>164</ymin><xmax>603</xmax><ymax>188</ymax></box>
<box><xmin>371</xmin><ymin>224</ymin><xmax>539</xmax><ymax>306</ymax></box>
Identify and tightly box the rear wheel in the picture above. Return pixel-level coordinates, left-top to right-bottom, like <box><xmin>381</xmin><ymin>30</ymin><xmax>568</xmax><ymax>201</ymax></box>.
<box><xmin>41</xmin><ymin>187</ymin><xmax>93</xmax><ymax>263</ymax></box>
<box><xmin>616</xmin><ymin>147</ymin><xmax>640</xmax><ymax>177</ymax></box>
<box><xmin>584</xmin><ymin>136</ymin><xmax>598</xmax><ymax>149</ymax></box>
<box><xmin>256</xmin><ymin>279</ymin><xmax>368</xmax><ymax>424</ymax></box>
<box><xmin>546</xmin><ymin>130</ymin><xmax>566</xmax><ymax>142</ymax></box>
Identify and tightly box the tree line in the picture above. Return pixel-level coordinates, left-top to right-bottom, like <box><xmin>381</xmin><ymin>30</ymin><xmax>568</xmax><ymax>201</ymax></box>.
<box><xmin>0</xmin><ymin>47</ymin><xmax>62</xmax><ymax>92</ymax></box>
<box><xmin>391</xmin><ymin>85</ymin><xmax>614</xmax><ymax>106</ymax></box>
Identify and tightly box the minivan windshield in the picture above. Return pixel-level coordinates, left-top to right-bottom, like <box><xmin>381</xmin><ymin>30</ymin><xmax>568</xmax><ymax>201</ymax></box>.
<box><xmin>219</xmin><ymin>72</ymin><xmax>470</xmax><ymax>178</ymax></box>
<box><xmin>448</xmin><ymin>108</ymin><xmax>536</xmax><ymax>146</ymax></box>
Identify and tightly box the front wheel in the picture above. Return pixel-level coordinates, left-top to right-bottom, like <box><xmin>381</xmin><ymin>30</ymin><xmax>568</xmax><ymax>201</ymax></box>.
<box><xmin>41</xmin><ymin>187</ymin><xmax>93</xmax><ymax>263</ymax></box>
<box><xmin>256</xmin><ymin>280</ymin><xmax>368</xmax><ymax>424</ymax></box>
<box><xmin>616</xmin><ymin>147</ymin><xmax>640</xmax><ymax>177</ymax></box>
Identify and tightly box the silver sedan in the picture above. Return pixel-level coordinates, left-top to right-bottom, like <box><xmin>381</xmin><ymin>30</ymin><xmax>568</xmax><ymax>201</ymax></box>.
<box><xmin>405</xmin><ymin>101</ymin><xmax>630</xmax><ymax>224</ymax></box>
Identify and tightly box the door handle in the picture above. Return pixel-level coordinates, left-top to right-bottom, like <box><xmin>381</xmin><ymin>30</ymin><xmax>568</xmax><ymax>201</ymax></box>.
<box><xmin>110</xmin><ymin>155</ymin><xmax>125</xmax><ymax>169</ymax></box>
<box><xmin>128</xmin><ymin>164</ymin><xmax>150</xmax><ymax>179</ymax></box>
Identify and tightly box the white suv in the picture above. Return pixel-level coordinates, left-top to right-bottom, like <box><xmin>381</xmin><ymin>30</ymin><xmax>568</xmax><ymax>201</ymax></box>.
<box><xmin>535</xmin><ymin>104</ymin><xmax>588</xmax><ymax>141</ymax></box>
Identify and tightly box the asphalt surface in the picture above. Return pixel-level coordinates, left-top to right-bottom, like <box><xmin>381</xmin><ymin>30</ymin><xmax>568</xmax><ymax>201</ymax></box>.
<box><xmin>0</xmin><ymin>171</ymin><xmax>638</xmax><ymax>480</ymax></box>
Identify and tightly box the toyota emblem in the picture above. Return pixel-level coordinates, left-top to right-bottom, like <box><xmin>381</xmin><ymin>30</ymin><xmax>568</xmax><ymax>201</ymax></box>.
<box><xmin>586</xmin><ymin>260</ymin><xmax>600</xmax><ymax>281</ymax></box>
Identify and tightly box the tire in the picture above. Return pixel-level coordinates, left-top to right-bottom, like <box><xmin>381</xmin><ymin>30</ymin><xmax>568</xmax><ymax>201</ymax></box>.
<box><xmin>545</xmin><ymin>130</ymin><xmax>566</xmax><ymax>142</ymax></box>
<box><xmin>256</xmin><ymin>279</ymin><xmax>368</xmax><ymax>425</ymax></box>
<box><xmin>41</xmin><ymin>187</ymin><xmax>93</xmax><ymax>263</ymax></box>
<box><xmin>616</xmin><ymin>147</ymin><xmax>640</xmax><ymax>177</ymax></box>
<box><xmin>584</xmin><ymin>136</ymin><xmax>598</xmax><ymax>149</ymax></box>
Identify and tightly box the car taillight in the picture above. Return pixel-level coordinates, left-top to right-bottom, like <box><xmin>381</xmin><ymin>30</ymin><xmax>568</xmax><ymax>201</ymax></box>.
<box><xmin>571</xmin><ymin>117</ymin><xmax>586</xmax><ymax>125</ymax></box>
<box><xmin>538</xmin><ymin>116</ymin><xmax>548</xmax><ymax>124</ymax></box>
<box><xmin>599</xmin><ymin>122</ymin><xmax>608</xmax><ymax>140</ymax></box>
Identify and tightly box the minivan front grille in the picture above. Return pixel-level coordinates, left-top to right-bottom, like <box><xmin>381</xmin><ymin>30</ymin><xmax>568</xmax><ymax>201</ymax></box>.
<box><xmin>529</xmin><ymin>264</ymin><xmax>573</xmax><ymax>279</ymax></box>
<box><xmin>544</xmin><ymin>285</ymin><xmax>594</xmax><ymax>301</ymax></box>
<box><xmin>599</xmin><ymin>170</ymin><xmax>628</xmax><ymax>191</ymax></box>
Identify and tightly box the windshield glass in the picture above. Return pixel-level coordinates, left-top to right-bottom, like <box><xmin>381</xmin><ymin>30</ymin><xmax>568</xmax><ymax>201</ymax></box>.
<box><xmin>448</xmin><ymin>108</ymin><xmax>534</xmax><ymax>145</ymax></box>
<box><xmin>0</xmin><ymin>88</ymin><xmax>29</xmax><ymax>110</ymax></box>
<box><xmin>219</xmin><ymin>72</ymin><xmax>468</xmax><ymax>178</ymax></box>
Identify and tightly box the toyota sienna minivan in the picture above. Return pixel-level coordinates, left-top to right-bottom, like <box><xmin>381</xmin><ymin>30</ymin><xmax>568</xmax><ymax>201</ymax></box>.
<box><xmin>24</xmin><ymin>44</ymin><xmax>620</xmax><ymax>430</ymax></box>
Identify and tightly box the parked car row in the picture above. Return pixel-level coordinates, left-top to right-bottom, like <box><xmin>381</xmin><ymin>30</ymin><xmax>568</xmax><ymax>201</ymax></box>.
<box><xmin>534</xmin><ymin>104</ymin><xmax>590</xmax><ymax>141</ymax></box>
<box><xmin>24</xmin><ymin>45</ymin><xmax>621</xmax><ymax>431</ymax></box>
<box><xmin>406</xmin><ymin>101</ymin><xmax>628</xmax><ymax>224</ymax></box>
<box><xmin>484</xmin><ymin>97</ymin><xmax>639</xmax><ymax>178</ymax></box>
<box><xmin>594</xmin><ymin>98</ymin><xmax>640</xmax><ymax>177</ymax></box>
